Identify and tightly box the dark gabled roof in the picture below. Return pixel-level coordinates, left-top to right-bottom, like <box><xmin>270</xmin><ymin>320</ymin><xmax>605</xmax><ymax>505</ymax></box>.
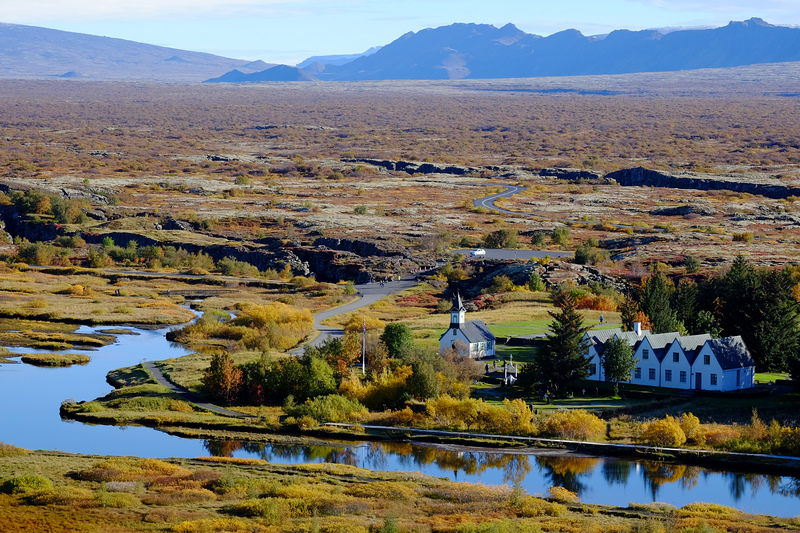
<box><xmin>451</xmin><ymin>290</ymin><xmax>466</xmax><ymax>313</ymax></box>
<box><xmin>706</xmin><ymin>336</ymin><xmax>754</xmax><ymax>370</ymax></box>
<box><xmin>460</xmin><ymin>319</ymin><xmax>496</xmax><ymax>344</ymax></box>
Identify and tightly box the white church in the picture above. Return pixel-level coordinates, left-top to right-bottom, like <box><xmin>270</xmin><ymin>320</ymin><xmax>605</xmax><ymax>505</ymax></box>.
<box><xmin>439</xmin><ymin>291</ymin><xmax>496</xmax><ymax>359</ymax></box>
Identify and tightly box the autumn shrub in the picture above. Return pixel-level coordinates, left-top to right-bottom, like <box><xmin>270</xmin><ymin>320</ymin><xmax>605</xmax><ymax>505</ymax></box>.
<box><xmin>537</xmin><ymin>409</ymin><xmax>605</xmax><ymax>440</ymax></box>
<box><xmin>209</xmin><ymin>474</ymin><xmax>269</xmax><ymax>497</ymax></box>
<box><xmin>702</xmin><ymin>424</ymin><xmax>741</xmax><ymax>447</ymax></box>
<box><xmin>343</xmin><ymin>481</ymin><xmax>416</xmax><ymax>501</ymax></box>
<box><xmin>546</xmin><ymin>486</ymin><xmax>580</xmax><ymax>503</ymax></box>
<box><xmin>172</xmin><ymin>518</ymin><xmax>252</xmax><ymax>532</ymax></box>
<box><xmin>425</xmin><ymin>395</ymin><xmax>479</xmax><ymax>430</ymax></box>
<box><xmin>426</xmin><ymin>482</ymin><xmax>511</xmax><ymax>503</ymax></box>
<box><xmin>680</xmin><ymin>502</ymin><xmax>739</xmax><ymax>519</ymax></box>
<box><xmin>351</xmin><ymin>366</ymin><xmax>412</xmax><ymax>410</ymax></box>
<box><xmin>0</xmin><ymin>474</ymin><xmax>54</xmax><ymax>494</ymax></box>
<box><xmin>224</xmin><ymin>497</ymin><xmax>285</xmax><ymax>523</ymax></box>
<box><xmin>679</xmin><ymin>413</ymin><xmax>705</xmax><ymax>445</ymax></box>
<box><xmin>641</xmin><ymin>416</ymin><xmax>686</xmax><ymax>447</ymax></box>
<box><xmin>0</xmin><ymin>442</ymin><xmax>30</xmax><ymax>457</ymax></box>
<box><xmin>142</xmin><ymin>488</ymin><xmax>216</xmax><ymax>505</ymax></box>
<box><xmin>25</xmin><ymin>486</ymin><xmax>95</xmax><ymax>506</ymax></box>
<box><xmin>454</xmin><ymin>519</ymin><xmax>544</xmax><ymax>533</ymax></box>
<box><xmin>77</xmin><ymin>457</ymin><xmax>192</xmax><ymax>483</ymax></box>
<box><xmin>514</xmin><ymin>495</ymin><xmax>566</xmax><ymax>517</ymax></box>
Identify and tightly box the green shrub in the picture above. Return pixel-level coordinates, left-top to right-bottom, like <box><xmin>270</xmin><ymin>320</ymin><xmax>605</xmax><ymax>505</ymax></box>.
<box><xmin>224</xmin><ymin>497</ymin><xmax>284</xmax><ymax>524</ymax></box>
<box><xmin>97</xmin><ymin>491</ymin><xmax>141</xmax><ymax>508</ymax></box>
<box><xmin>1</xmin><ymin>474</ymin><xmax>54</xmax><ymax>494</ymax></box>
<box><xmin>288</xmin><ymin>394</ymin><xmax>367</xmax><ymax>424</ymax></box>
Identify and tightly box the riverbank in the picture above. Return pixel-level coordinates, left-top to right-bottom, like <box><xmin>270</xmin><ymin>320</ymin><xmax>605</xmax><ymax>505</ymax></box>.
<box><xmin>2</xmin><ymin>446</ymin><xmax>800</xmax><ymax>533</ymax></box>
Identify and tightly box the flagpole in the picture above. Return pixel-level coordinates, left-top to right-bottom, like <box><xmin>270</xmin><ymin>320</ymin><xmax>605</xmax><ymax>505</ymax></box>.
<box><xmin>362</xmin><ymin>315</ymin><xmax>366</xmax><ymax>375</ymax></box>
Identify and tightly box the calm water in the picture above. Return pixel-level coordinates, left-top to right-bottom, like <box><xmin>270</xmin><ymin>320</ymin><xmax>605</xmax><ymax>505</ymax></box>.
<box><xmin>0</xmin><ymin>321</ymin><xmax>798</xmax><ymax>517</ymax></box>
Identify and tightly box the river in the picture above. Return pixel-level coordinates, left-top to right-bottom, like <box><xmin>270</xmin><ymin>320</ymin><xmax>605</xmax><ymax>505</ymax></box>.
<box><xmin>0</xmin><ymin>321</ymin><xmax>798</xmax><ymax>517</ymax></box>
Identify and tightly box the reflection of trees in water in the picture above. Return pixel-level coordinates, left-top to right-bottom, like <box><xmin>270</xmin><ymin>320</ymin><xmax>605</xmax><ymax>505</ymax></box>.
<box><xmin>381</xmin><ymin>443</ymin><xmax>531</xmax><ymax>484</ymax></box>
<box><xmin>780</xmin><ymin>477</ymin><xmax>800</xmax><ymax>497</ymax></box>
<box><xmin>725</xmin><ymin>471</ymin><xmax>788</xmax><ymax>501</ymax></box>
<box><xmin>204</xmin><ymin>440</ymin><xmax>798</xmax><ymax>507</ymax></box>
<box><xmin>602</xmin><ymin>460</ymin><xmax>632</xmax><ymax>486</ymax></box>
<box><xmin>204</xmin><ymin>440</ymin><xmax>245</xmax><ymax>457</ymax></box>
<box><xmin>641</xmin><ymin>462</ymin><xmax>687</xmax><ymax>501</ymax></box>
<box><xmin>535</xmin><ymin>456</ymin><xmax>599</xmax><ymax>495</ymax></box>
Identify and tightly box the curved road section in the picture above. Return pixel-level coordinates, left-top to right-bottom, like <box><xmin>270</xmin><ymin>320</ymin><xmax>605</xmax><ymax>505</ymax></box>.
<box><xmin>146</xmin><ymin>276</ymin><xmax>419</xmax><ymax>415</ymax></box>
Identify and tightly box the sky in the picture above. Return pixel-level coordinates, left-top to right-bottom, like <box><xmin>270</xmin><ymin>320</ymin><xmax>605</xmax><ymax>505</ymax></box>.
<box><xmin>3</xmin><ymin>0</ymin><xmax>800</xmax><ymax>66</ymax></box>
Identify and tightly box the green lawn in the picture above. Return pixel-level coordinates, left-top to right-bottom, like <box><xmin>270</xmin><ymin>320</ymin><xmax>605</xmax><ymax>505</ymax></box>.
<box><xmin>755</xmin><ymin>372</ymin><xmax>790</xmax><ymax>383</ymax></box>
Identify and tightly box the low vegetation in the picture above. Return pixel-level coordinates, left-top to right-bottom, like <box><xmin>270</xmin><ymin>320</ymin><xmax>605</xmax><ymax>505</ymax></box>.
<box><xmin>1</xmin><ymin>449</ymin><xmax>799</xmax><ymax>532</ymax></box>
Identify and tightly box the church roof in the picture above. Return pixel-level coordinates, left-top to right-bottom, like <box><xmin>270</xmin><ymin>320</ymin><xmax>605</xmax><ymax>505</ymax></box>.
<box><xmin>459</xmin><ymin>319</ymin><xmax>496</xmax><ymax>344</ymax></box>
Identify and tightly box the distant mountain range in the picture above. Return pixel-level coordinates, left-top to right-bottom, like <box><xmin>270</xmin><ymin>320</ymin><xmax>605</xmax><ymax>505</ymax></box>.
<box><xmin>295</xmin><ymin>18</ymin><xmax>800</xmax><ymax>81</ymax></box>
<box><xmin>0</xmin><ymin>22</ymin><xmax>274</xmax><ymax>82</ymax></box>
<box><xmin>2</xmin><ymin>18</ymin><xmax>800</xmax><ymax>83</ymax></box>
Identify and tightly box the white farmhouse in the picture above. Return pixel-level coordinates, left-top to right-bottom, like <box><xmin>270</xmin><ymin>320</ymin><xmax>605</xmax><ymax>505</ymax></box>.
<box><xmin>584</xmin><ymin>323</ymin><xmax>755</xmax><ymax>392</ymax></box>
<box><xmin>439</xmin><ymin>291</ymin><xmax>496</xmax><ymax>359</ymax></box>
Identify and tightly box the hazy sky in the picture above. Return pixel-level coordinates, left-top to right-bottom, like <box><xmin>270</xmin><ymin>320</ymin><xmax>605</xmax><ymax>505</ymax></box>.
<box><xmin>3</xmin><ymin>0</ymin><xmax>800</xmax><ymax>65</ymax></box>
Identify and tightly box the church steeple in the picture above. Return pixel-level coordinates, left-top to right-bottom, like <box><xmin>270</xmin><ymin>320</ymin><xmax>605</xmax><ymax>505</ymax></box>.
<box><xmin>450</xmin><ymin>290</ymin><xmax>466</xmax><ymax>329</ymax></box>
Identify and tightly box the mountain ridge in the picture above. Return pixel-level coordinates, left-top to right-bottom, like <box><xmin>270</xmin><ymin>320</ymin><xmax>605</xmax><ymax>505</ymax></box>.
<box><xmin>0</xmin><ymin>22</ymin><xmax>275</xmax><ymax>82</ymax></box>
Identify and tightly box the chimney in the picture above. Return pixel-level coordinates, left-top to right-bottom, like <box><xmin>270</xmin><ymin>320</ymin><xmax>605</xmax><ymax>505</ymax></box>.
<box><xmin>633</xmin><ymin>322</ymin><xmax>642</xmax><ymax>336</ymax></box>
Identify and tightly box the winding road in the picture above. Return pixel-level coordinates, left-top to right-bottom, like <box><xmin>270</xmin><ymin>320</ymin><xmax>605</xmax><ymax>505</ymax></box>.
<box><xmin>145</xmin><ymin>275</ymin><xmax>421</xmax><ymax>416</ymax></box>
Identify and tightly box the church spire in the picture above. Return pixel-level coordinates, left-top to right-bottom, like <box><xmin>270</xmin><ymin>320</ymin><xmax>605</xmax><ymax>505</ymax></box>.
<box><xmin>450</xmin><ymin>290</ymin><xmax>466</xmax><ymax>329</ymax></box>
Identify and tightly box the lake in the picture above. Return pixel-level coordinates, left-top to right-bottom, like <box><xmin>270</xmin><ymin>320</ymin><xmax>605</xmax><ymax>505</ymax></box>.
<box><xmin>1</xmin><ymin>321</ymin><xmax>798</xmax><ymax>517</ymax></box>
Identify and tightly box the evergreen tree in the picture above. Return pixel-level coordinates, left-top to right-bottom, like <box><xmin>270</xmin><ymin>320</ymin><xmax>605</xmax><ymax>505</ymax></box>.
<box><xmin>672</xmin><ymin>278</ymin><xmax>699</xmax><ymax>334</ymax></box>
<box><xmin>528</xmin><ymin>293</ymin><xmax>590</xmax><ymax>397</ymax></box>
<box><xmin>619</xmin><ymin>294</ymin><xmax>640</xmax><ymax>332</ymax></box>
<box><xmin>639</xmin><ymin>268</ymin><xmax>683</xmax><ymax>334</ymax></box>
<box><xmin>601</xmin><ymin>336</ymin><xmax>637</xmax><ymax>397</ymax></box>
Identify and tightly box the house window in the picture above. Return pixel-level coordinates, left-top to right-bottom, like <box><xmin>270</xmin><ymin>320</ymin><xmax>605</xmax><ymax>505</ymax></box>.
<box><xmin>635</xmin><ymin>367</ymin><xmax>641</xmax><ymax>379</ymax></box>
<box><xmin>649</xmin><ymin>368</ymin><xmax>656</xmax><ymax>380</ymax></box>
<box><xmin>642</xmin><ymin>349</ymin><xmax>649</xmax><ymax>360</ymax></box>
<box><xmin>704</xmin><ymin>354</ymin><xmax>710</xmax><ymax>365</ymax></box>
<box><xmin>680</xmin><ymin>371</ymin><xmax>687</xmax><ymax>383</ymax></box>
<box><xmin>673</xmin><ymin>352</ymin><xmax>679</xmax><ymax>363</ymax></box>
<box><xmin>665</xmin><ymin>370</ymin><xmax>672</xmax><ymax>382</ymax></box>
<box><xmin>710</xmin><ymin>374</ymin><xmax>718</xmax><ymax>386</ymax></box>
<box><xmin>589</xmin><ymin>364</ymin><xmax>596</xmax><ymax>376</ymax></box>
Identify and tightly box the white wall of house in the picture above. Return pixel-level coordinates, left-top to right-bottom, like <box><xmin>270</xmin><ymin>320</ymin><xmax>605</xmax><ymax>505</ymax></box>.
<box><xmin>722</xmin><ymin>366</ymin><xmax>754</xmax><ymax>391</ymax></box>
<box><xmin>692</xmin><ymin>345</ymin><xmax>724</xmax><ymax>391</ymax></box>
<box><xmin>631</xmin><ymin>338</ymin><xmax>660</xmax><ymax>387</ymax></box>
<box><xmin>660</xmin><ymin>340</ymin><xmax>693</xmax><ymax>390</ymax></box>
<box><xmin>585</xmin><ymin>345</ymin><xmax>604</xmax><ymax>381</ymax></box>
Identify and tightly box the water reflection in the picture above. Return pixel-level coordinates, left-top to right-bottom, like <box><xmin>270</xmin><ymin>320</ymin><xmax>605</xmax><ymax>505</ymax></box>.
<box><xmin>3</xmin><ymin>313</ymin><xmax>799</xmax><ymax>517</ymax></box>
<box><xmin>202</xmin><ymin>438</ymin><xmax>800</xmax><ymax>517</ymax></box>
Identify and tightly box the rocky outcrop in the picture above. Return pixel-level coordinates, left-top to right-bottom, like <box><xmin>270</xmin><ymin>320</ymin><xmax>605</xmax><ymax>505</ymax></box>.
<box><xmin>535</xmin><ymin>168</ymin><xmax>604</xmax><ymax>180</ymax></box>
<box><xmin>606</xmin><ymin>167</ymin><xmax>800</xmax><ymax>199</ymax></box>
<box><xmin>344</xmin><ymin>158</ymin><xmax>480</xmax><ymax>176</ymax></box>
<box><xmin>463</xmin><ymin>260</ymin><xmax>628</xmax><ymax>298</ymax></box>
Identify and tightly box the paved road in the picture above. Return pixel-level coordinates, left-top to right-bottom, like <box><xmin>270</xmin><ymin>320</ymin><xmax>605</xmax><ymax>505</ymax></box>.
<box><xmin>293</xmin><ymin>276</ymin><xmax>420</xmax><ymax>353</ymax></box>
<box><xmin>144</xmin><ymin>276</ymin><xmax>421</xmax><ymax>415</ymax></box>
<box><xmin>455</xmin><ymin>248</ymin><xmax>572</xmax><ymax>261</ymax></box>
